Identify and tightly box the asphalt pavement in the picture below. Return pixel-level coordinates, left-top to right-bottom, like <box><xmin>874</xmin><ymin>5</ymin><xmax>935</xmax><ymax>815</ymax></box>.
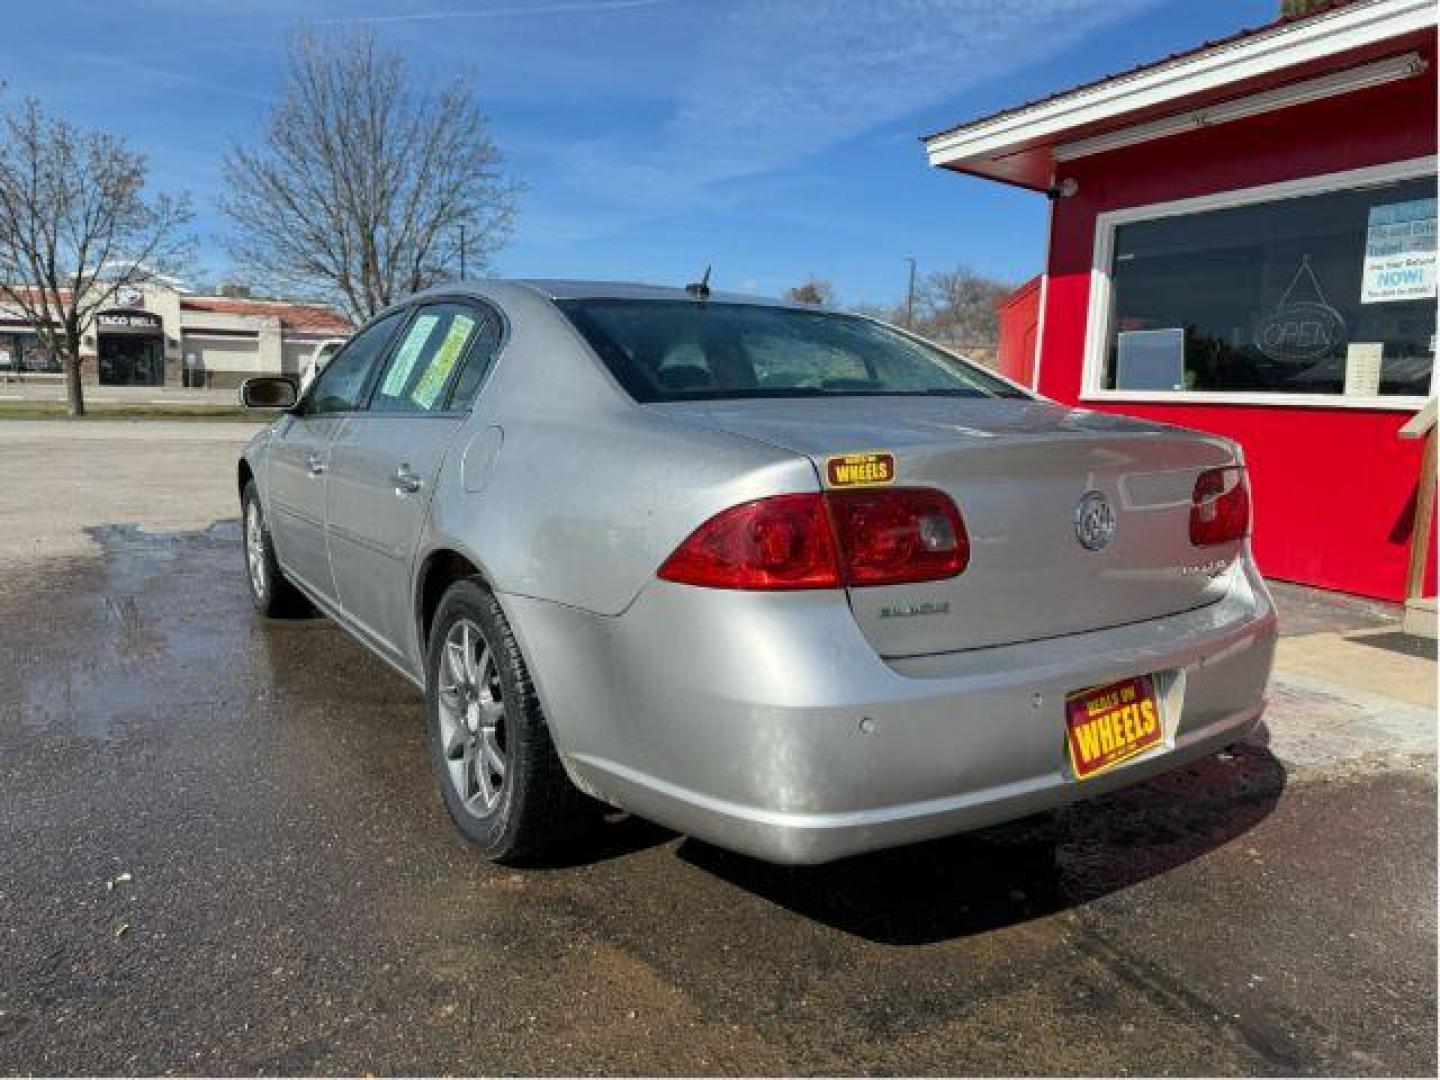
<box><xmin>0</xmin><ymin>421</ymin><xmax>1434</xmax><ymax>1075</ymax></box>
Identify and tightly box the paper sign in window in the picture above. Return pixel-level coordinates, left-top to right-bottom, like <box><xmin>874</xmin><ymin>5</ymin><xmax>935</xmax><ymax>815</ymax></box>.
<box><xmin>1344</xmin><ymin>343</ymin><xmax>1383</xmax><ymax>397</ymax></box>
<box><xmin>412</xmin><ymin>314</ymin><xmax>476</xmax><ymax>409</ymax></box>
<box><xmin>1362</xmin><ymin>198</ymin><xmax>1436</xmax><ymax>305</ymax></box>
<box><xmin>1116</xmin><ymin>328</ymin><xmax>1185</xmax><ymax>391</ymax></box>
<box><xmin>381</xmin><ymin>314</ymin><xmax>440</xmax><ymax>397</ymax></box>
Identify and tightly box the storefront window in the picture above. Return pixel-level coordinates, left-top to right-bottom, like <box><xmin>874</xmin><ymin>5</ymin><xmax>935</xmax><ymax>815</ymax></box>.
<box><xmin>0</xmin><ymin>331</ymin><xmax>60</xmax><ymax>373</ymax></box>
<box><xmin>1101</xmin><ymin>174</ymin><xmax>1436</xmax><ymax>400</ymax></box>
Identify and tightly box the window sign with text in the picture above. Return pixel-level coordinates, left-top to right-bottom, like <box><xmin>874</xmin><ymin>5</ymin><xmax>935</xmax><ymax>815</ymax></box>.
<box><xmin>1361</xmin><ymin>198</ymin><xmax>1436</xmax><ymax>305</ymax></box>
<box><xmin>1103</xmin><ymin>175</ymin><xmax>1436</xmax><ymax>400</ymax></box>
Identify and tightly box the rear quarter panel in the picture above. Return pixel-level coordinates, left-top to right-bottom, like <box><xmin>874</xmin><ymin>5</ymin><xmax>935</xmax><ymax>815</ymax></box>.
<box><xmin>417</xmin><ymin>287</ymin><xmax>817</xmax><ymax>618</ymax></box>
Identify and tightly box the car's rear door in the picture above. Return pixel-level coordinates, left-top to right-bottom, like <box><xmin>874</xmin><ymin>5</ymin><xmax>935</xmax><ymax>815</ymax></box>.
<box><xmin>325</xmin><ymin>300</ymin><xmax>503</xmax><ymax>666</ymax></box>
<box><xmin>265</xmin><ymin>309</ymin><xmax>407</xmax><ymax>602</ymax></box>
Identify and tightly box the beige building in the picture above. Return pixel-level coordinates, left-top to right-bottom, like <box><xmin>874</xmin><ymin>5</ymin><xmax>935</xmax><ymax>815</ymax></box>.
<box><xmin>0</xmin><ymin>280</ymin><xmax>350</xmax><ymax>389</ymax></box>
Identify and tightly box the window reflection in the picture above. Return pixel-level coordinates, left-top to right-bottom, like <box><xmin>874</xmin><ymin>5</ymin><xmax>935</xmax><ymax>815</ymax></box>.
<box><xmin>1105</xmin><ymin>175</ymin><xmax>1436</xmax><ymax>397</ymax></box>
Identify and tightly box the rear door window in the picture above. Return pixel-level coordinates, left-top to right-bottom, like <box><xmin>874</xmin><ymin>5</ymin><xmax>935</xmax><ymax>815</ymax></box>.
<box><xmin>368</xmin><ymin>303</ymin><xmax>484</xmax><ymax>413</ymax></box>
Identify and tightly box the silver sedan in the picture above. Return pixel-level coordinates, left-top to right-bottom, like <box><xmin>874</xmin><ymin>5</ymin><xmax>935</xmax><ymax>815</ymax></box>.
<box><xmin>237</xmin><ymin>280</ymin><xmax>1276</xmax><ymax>865</ymax></box>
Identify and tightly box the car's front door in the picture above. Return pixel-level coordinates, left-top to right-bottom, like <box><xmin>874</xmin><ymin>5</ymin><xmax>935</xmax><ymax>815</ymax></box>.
<box><xmin>325</xmin><ymin>300</ymin><xmax>502</xmax><ymax>666</ymax></box>
<box><xmin>265</xmin><ymin>309</ymin><xmax>408</xmax><ymax>602</ymax></box>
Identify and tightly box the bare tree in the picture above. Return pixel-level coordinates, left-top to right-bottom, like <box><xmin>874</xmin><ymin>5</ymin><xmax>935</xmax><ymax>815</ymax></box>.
<box><xmin>848</xmin><ymin>299</ymin><xmax>907</xmax><ymax>325</ymax></box>
<box><xmin>912</xmin><ymin>265</ymin><xmax>1010</xmax><ymax>349</ymax></box>
<box><xmin>0</xmin><ymin>99</ymin><xmax>192</xmax><ymax>416</ymax></box>
<box><xmin>784</xmin><ymin>277</ymin><xmax>835</xmax><ymax>306</ymax></box>
<box><xmin>222</xmin><ymin>29</ymin><xmax>521</xmax><ymax>324</ymax></box>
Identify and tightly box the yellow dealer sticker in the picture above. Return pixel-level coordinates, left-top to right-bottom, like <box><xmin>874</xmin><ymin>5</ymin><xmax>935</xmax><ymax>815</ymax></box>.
<box><xmin>825</xmin><ymin>451</ymin><xmax>896</xmax><ymax>488</ymax></box>
<box><xmin>1065</xmin><ymin>675</ymin><xmax>1162</xmax><ymax>780</ymax></box>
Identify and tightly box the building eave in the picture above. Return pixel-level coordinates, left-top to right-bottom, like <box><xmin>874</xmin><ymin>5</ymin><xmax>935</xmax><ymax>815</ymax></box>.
<box><xmin>923</xmin><ymin>0</ymin><xmax>1435</xmax><ymax>188</ymax></box>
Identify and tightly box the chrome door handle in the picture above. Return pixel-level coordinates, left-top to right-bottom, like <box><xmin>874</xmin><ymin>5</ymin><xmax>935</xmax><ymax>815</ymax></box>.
<box><xmin>392</xmin><ymin>464</ymin><xmax>423</xmax><ymax>495</ymax></box>
<box><xmin>306</xmin><ymin>453</ymin><xmax>327</xmax><ymax>476</ymax></box>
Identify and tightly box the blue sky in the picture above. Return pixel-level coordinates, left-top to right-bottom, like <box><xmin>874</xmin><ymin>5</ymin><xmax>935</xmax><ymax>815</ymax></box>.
<box><xmin>3</xmin><ymin>0</ymin><xmax>1280</xmax><ymax>304</ymax></box>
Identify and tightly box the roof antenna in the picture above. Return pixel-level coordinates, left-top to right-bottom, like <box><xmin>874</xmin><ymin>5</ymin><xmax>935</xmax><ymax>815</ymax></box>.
<box><xmin>684</xmin><ymin>265</ymin><xmax>712</xmax><ymax>301</ymax></box>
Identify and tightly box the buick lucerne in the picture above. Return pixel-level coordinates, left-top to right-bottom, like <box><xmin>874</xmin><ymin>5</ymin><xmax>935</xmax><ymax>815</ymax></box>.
<box><xmin>237</xmin><ymin>280</ymin><xmax>1276</xmax><ymax>865</ymax></box>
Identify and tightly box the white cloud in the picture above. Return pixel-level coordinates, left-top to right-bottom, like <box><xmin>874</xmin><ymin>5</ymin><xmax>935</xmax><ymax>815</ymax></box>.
<box><xmin>319</xmin><ymin>0</ymin><xmax>679</xmax><ymax>24</ymax></box>
<box><xmin>559</xmin><ymin>0</ymin><xmax>1157</xmax><ymax>209</ymax></box>
<box><xmin>61</xmin><ymin>51</ymin><xmax>276</xmax><ymax>106</ymax></box>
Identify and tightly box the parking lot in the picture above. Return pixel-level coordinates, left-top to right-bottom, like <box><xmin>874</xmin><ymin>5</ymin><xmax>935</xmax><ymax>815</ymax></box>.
<box><xmin>0</xmin><ymin>420</ymin><xmax>1434</xmax><ymax>1075</ymax></box>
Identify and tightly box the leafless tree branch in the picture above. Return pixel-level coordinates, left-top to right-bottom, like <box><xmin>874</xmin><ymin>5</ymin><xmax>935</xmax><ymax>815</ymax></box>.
<box><xmin>0</xmin><ymin>98</ymin><xmax>193</xmax><ymax>415</ymax></box>
<box><xmin>784</xmin><ymin>277</ymin><xmax>835</xmax><ymax>306</ymax></box>
<box><xmin>221</xmin><ymin>28</ymin><xmax>522</xmax><ymax>325</ymax></box>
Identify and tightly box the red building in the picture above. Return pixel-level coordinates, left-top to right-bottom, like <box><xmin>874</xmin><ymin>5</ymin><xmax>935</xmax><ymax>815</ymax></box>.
<box><xmin>995</xmin><ymin>273</ymin><xmax>1043</xmax><ymax>388</ymax></box>
<box><xmin>927</xmin><ymin>0</ymin><xmax>1436</xmax><ymax>618</ymax></box>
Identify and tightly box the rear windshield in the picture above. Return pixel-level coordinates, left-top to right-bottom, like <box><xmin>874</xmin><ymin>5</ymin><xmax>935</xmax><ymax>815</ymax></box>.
<box><xmin>556</xmin><ymin>299</ymin><xmax>1027</xmax><ymax>403</ymax></box>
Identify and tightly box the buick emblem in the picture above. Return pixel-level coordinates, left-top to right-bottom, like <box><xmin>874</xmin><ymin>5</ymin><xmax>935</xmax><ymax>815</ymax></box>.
<box><xmin>1073</xmin><ymin>491</ymin><xmax>1116</xmax><ymax>551</ymax></box>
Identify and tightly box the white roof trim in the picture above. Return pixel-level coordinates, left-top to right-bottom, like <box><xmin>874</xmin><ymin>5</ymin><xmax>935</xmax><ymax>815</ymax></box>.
<box><xmin>1054</xmin><ymin>51</ymin><xmax>1427</xmax><ymax>161</ymax></box>
<box><xmin>1399</xmin><ymin>397</ymin><xmax>1437</xmax><ymax>436</ymax></box>
<box><xmin>925</xmin><ymin>0</ymin><xmax>1435</xmax><ymax>169</ymax></box>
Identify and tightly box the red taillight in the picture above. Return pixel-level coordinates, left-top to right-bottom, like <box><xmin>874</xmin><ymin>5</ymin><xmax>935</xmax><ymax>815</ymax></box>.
<box><xmin>1190</xmin><ymin>467</ymin><xmax>1250</xmax><ymax>547</ymax></box>
<box><xmin>657</xmin><ymin>494</ymin><xmax>840</xmax><ymax>590</ymax></box>
<box><xmin>658</xmin><ymin>488</ymin><xmax>968</xmax><ymax>590</ymax></box>
<box><xmin>826</xmin><ymin>487</ymin><xmax>969</xmax><ymax>585</ymax></box>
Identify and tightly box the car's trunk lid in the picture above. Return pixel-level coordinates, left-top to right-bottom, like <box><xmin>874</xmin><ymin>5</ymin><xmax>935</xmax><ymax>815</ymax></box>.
<box><xmin>648</xmin><ymin>397</ymin><xmax>1243</xmax><ymax>656</ymax></box>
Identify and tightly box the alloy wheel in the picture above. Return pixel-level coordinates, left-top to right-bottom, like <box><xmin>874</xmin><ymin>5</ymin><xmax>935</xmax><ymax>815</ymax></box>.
<box><xmin>437</xmin><ymin>618</ymin><xmax>508</xmax><ymax>815</ymax></box>
<box><xmin>245</xmin><ymin>502</ymin><xmax>268</xmax><ymax>598</ymax></box>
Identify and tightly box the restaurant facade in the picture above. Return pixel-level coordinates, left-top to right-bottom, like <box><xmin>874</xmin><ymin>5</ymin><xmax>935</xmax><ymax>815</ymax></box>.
<box><xmin>926</xmin><ymin>0</ymin><xmax>1437</xmax><ymax>613</ymax></box>
<box><xmin>0</xmin><ymin>281</ymin><xmax>350</xmax><ymax>389</ymax></box>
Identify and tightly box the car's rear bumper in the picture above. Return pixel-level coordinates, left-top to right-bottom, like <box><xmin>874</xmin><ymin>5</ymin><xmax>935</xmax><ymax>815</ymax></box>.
<box><xmin>503</xmin><ymin>561</ymin><xmax>1277</xmax><ymax>865</ymax></box>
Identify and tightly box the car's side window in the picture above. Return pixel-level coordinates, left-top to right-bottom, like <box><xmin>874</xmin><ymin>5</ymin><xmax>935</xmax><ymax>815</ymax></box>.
<box><xmin>369</xmin><ymin>303</ymin><xmax>489</xmax><ymax>414</ymax></box>
<box><xmin>445</xmin><ymin>307</ymin><xmax>503</xmax><ymax>411</ymax></box>
<box><xmin>308</xmin><ymin>310</ymin><xmax>407</xmax><ymax>415</ymax></box>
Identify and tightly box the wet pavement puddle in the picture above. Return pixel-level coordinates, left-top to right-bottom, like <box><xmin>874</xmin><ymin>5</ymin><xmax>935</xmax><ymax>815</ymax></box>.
<box><xmin>1</xmin><ymin>522</ymin><xmax>1432</xmax><ymax>1076</ymax></box>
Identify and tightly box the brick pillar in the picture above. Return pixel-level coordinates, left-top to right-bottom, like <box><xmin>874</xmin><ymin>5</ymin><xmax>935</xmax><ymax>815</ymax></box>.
<box><xmin>165</xmin><ymin>355</ymin><xmax>183</xmax><ymax>387</ymax></box>
<box><xmin>79</xmin><ymin>355</ymin><xmax>99</xmax><ymax>386</ymax></box>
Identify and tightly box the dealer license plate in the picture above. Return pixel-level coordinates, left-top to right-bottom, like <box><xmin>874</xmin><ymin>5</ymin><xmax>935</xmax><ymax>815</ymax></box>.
<box><xmin>1065</xmin><ymin>674</ymin><xmax>1162</xmax><ymax>780</ymax></box>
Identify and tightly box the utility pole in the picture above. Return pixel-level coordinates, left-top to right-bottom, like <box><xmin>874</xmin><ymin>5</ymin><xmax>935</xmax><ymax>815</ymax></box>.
<box><xmin>905</xmin><ymin>256</ymin><xmax>917</xmax><ymax>329</ymax></box>
<box><xmin>458</xmin><ymin>225</ymin><xmax>467</xmax><ymax>280</ymax></box>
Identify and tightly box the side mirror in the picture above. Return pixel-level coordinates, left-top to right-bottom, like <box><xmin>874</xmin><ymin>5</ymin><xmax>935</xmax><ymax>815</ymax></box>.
<box><xmin>240</xmin><ymin>376</ymin><xmax>298</xmax><ymax>411</ymax></box>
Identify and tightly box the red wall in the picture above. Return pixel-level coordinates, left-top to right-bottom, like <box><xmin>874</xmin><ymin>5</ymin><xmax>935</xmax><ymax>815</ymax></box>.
<box><xmin>1036</xmin><ymin>55</ymin><xmax>1437</xmax><ymax>602</ymax></box>
<box><xmin>996</xmin><ymin>275</ymin><xmax>1041</xmax><ymax>386</ymax></box>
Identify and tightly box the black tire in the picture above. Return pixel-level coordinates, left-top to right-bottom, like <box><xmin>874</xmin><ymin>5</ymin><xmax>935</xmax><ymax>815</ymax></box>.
<box><xmin>426</xmin><ymin>578</ymin><xmax>595</xmax><ymax>863</ymax></box>
<box><xmin>241</xmin><ymin>480</ymin><xmax>310</xmax><ymax>618</ymax></box>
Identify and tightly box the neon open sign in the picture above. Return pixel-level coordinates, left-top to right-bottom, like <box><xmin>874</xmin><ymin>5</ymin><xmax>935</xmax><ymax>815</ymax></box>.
<box><xmin>1254</xmin><ymin>255</ymin><xmax>1347</xmax><ymax>363</ymax></box>
<box><xmin>1254</xmin><ymin>301</ymin><xmax>1345</xmax><ymax>362</ymax></box>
